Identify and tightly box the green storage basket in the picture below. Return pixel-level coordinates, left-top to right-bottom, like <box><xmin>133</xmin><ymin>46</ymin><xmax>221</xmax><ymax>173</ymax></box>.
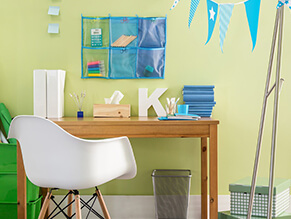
<box><xmin>0</xmin><ymin>172</ymin><xmax>40</xmax><ymax>202</ymax></box>
<box><xmin>0</xmin><ymin>142</ymin><xmax>17</xmax><ymax>172</ymax></box>
<box><xmin>0</xmin><ymin>103</ymin><xmax>17</xmax><ymax>172</ymax></box>
<box><xmin>0</xmin><ymin>103</ymin><xmax>17</xmax><ymax>143</ymax></box>
<box><xmin>0</xmin><ymin>195</ymin><xmax>42</xmax><ymax>219</ymax></box>
<box><xmin>0</xmin><ymin>103</ymin><xmax>13</xmax><ymax>135</ymax></box>
<box><xmin>0</xmin><ymin>103</ymin><xmax>40</xmax><ymax>203</ymax></box>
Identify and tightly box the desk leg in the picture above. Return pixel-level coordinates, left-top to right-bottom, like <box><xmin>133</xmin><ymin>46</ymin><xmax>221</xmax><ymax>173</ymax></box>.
<box><xmin>201</xmin><ymin>137</ymin><xmax>208</xmax><ymax>219</ymax></box>
<box><xmin>17</xmin><ymin>141</ymin><xmax>27</xmax><ymax>219</ymax></box>
<box><xmin>209</xmin><ymin>125</ymin><xmax>218</xmax><ymax>219</ymax></box>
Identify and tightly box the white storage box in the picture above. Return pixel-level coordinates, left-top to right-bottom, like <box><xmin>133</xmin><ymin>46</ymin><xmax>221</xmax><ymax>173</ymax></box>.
<box><xmin>33</xmin><ymin>70</ymin><xmax>47</xmax><ymax>117</ymax></box>
<box><xmin>33</xmin><ymin>69</ymin><xmax>66</xmax><ymax>118</ymax></box>
<box><xmin>46</xmin><ymin>70</ymin><xmax>66</xmax><ymax>118</ymax></box>
<box><xmin>229</xmin><ymin>177</ymin><xmax>291</xmax><ymax>217</ymax></box>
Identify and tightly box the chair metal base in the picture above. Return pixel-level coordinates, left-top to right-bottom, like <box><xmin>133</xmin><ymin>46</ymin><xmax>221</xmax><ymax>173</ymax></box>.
<box><xmin>39</xmin><ymin>187</ymin><xmax>110</xmax><ymax>219</ymax></box>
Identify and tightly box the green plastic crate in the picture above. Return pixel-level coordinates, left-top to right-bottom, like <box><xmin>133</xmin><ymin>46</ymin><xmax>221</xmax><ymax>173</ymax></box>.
<box><xmin>229</xmin><ymin>177</ymin><xmax>291</xmax><ymax>217</ymax></box>
<box><xmin>0</xmin><ymin>103</ymin><xmax>18</xmax><ymax>172</ymax></box>
<box><xmin>0</xmin><ymin>103</ymin><xmax>17</xmax><ymax>144</ymax></box>
<box><xmin>0</xmin><ymin>195</ymin><xmax>42</xmax><ymax>219</ymax></box>
<box><xmin>0</xmin><ymin>103</ymin><xmax>13</xmax><ymax>135</ymax></box>
<box><xmin>0</xmin><ymin>103</ymin><xmax>40</xmax><ymax>203</ymax></box>
<box><xmin>0</xmin><ymin>142</ymin><xmax>17</xmax><ymax>172</ymax></box>
<box><xmin>0</xmin><ymin>172</ymin><xmax>40</xmax><ymax>202</ymax></box>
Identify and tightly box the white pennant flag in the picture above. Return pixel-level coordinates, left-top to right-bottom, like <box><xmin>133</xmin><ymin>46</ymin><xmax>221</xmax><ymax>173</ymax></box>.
<box><xmin>219</xmin><ymin>3</ymin><xmax>234</xmax><ymax>52</ymax></box>
<box><xmin>170</xmin><ymin>0</ymin><xmax>181</xmax><ymax>10</ymax></box>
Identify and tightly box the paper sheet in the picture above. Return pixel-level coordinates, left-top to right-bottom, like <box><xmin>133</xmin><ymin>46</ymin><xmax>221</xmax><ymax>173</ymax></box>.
<box><xmin>48</xmin><ymin>23</ymin><xmax>59</xmax><ymax>34</ymax></box>
<box><xmin>48</xmin><ymin>6</ymin><xmax>60</xmax><ymax>16</ymax></box>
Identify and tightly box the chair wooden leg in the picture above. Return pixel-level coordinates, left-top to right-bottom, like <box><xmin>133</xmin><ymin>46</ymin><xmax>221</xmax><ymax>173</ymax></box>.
<box><xmin>38</xmin><ymin>190</ymin><xmax>52</xmax><ymax>219</ymax></box>
<box><xmin>75</xmin><ymin>193</ymin><xmax>82</xmax><ymax>219</ymax></box>
<box><xmin>96</xmin><ymin>189</ymin><xmax>111</xmax><ymax>219</ymax></box>
<box><xmin>67</xmin><ymin>191</ymin><xmax>73</xmax><ymax>217</ymax></box>
<box><xmin>40</xmin><ymin>188</ymin><xmax>50</xmax><ymax>218</ymax></box>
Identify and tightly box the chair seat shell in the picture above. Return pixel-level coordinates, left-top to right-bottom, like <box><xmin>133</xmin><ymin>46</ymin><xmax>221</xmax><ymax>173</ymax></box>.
<box><xmin>8</xmin><ymin>115</ymin><xmax>137</xmax><ymax>190</ymax></box>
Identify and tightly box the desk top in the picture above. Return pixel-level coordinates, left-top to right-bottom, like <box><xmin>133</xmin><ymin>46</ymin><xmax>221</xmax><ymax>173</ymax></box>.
<box><xmin>51</xmin><ymin>117</ymin><xmax>219</xmax><ymax>138</ymax></box>
<box><xmin>51</xmin><ymin>116</ymin><xmax>219</xmax><ymax>124</ymax></box>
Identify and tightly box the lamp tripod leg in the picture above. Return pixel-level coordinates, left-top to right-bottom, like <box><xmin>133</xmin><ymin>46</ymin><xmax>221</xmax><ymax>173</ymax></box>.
<box><xmin>267</xmin><ymin>6</ymin><xmax>284</xmax><ymax>219</ymax></box>
<box><xmin>247</xmin><ymin>8</ymin><xmax>281</xmax><ymax>219</ymax></box>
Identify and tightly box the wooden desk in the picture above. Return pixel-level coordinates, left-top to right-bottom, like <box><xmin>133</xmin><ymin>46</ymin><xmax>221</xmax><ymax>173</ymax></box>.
<box><xmin>17</xmin><ymin>117</ymin><xmax>219</xmax><ymax>219</ymax></box>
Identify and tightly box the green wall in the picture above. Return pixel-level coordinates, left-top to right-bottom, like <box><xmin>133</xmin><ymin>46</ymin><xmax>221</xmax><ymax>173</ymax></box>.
<box><xmin>1</xmin><ymin>0</ymin><xmax>291</xmax><ymax>195</ymax></box>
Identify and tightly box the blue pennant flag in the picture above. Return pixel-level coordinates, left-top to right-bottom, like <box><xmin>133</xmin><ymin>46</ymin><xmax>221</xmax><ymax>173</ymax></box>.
<box><xmin>205</xmin><ymin>0</ymin><xmax>218</xmax><ymax>45</ymax></box>
<box><xmin>188</xmin><ymin>0</ymin><xmax>201</xmax><ymax>28</ymax></box>
<box><xmin>244</xmin><ymin>0</ymin><xmax>261</xmax><ymax>51</ymax></box>
<box><xmin>277</xmin><ymin>0</ymin><xmax>285</xmax><ymax>8</ymax></box>
<box><xmin>277</xmin><ymin>0</ymin><xmax>291</xmax><ymax>9</ymax></box>
<box><xmin>219</xmin><ymin>4</ymin><xmax>234</xmax><ymax>52</ymax></box>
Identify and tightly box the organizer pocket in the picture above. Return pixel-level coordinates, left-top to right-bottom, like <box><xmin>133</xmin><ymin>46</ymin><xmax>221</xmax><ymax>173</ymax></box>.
<box><xmin>110</xmin><ymin>17</ymin><xmax>138</xmax><ymax>47</ymax></box>
<box><xmin>110</xmin><ymin>48</ymin><xmax>137</xmax><ymax>78</ymax></box>
<box><xmin>83</xmin><ymin>17</ymin><xmax>109</xmax><ymax>48</ymax></box>
<box><xmin>82</xmin><ymin>49</ymin><xmax>109</xmax><ymax>78</ymax></box>
<box><xmin>138</xmin><ymin>18</ymin><xmax>166</xmax><ymax>48</ymax></box>
<box><xmin>136</xmin><ymin>48</ymin><xmax>165</xmax><ymax>78</ymax></box>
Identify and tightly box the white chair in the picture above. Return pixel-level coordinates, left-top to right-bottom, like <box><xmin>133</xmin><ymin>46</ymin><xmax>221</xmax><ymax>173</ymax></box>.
<box><xmin>8</xmin><ymin>115</ymin><xmax>137</xmax><ymax>219</ymax></box>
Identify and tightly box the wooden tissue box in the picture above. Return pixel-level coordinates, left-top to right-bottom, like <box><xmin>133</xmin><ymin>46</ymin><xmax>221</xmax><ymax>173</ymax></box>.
<box><xmin>93</xmin><ymin>104</ymin><xmax>130</xmax><ymax>118</ymax></box>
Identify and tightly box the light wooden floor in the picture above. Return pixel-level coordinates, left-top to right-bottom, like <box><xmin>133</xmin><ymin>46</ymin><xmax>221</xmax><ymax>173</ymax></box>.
<box><xmin>47</xmin><ymin>195</ymin><xmax>291</xmax><ymax>219</ymax></box>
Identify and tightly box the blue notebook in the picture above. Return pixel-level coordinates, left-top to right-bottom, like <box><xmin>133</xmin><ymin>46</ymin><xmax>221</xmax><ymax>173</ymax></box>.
<box><xmin>158</xmin><ymin>113</ymin><xmax>200</xmax><ymax>121</ymax></box>
<box><xmin>183</xmin><ymin>85</ymin><xmax>215</xmax><ymax>91</ymax></box>
<box><xmin>183</xmin><ymin>94</ymin><xmax>214</xmax><ymax>102</ymax></box>
<box><xmin>184</xmin><ymin>102</ymin><xmax>216</xmax><ymax>106</ymax></box>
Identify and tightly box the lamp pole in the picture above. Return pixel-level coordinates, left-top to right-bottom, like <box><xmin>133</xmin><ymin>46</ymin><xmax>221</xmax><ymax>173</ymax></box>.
<box><xmin>247</xmin><ymin>3</ymin><xmax>284</xmax><ymax>219</ymax></box>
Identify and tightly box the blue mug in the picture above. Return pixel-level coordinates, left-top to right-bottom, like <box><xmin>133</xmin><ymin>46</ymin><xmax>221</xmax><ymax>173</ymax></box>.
<box><xmin>177</xmin><ymin>105</ymin><xmax>189</xmax><ymax>114</ymax></box>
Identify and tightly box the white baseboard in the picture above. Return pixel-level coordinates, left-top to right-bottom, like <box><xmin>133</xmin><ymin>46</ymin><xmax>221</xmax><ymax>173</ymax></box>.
<box><xmin>49</xmin><ymin>195</ymin><xmax>291</xmax><ymax>219</ymax></box>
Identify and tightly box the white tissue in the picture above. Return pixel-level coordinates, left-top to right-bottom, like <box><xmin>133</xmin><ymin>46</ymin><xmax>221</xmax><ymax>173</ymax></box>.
<box><xmin>104</xmin><ymin>91</ymin><xmax>124</xmax><ymax>104</ymax></box>
<box><xmin>104</xmin><ymin>98</ymin><xmax>111</xmax><ymax>104</ymax></box>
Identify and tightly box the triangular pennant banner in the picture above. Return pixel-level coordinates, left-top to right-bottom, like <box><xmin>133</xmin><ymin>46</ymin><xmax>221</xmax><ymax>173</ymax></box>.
<box><xmin>284</xmin><ymin>0</ymin><xmax>291</xmax><ymax>9</ymax></box>
<box><xmin>244</xmin><ymin>0</ymin><xmax>261</xmax><ymax>51</ymax></box>
<box><xmin>219</xmin><ymin>3</ymin><xmax>234</xmax><ymax>52</ymax></box>
<box><xmin>205</xmin><ymin>0</ymin><xmax>219</xmax><ymax>44</ymax></box>
<box><xmin>276</xmin><ymin>0</ymin><xmax>285</xmax><ymax>8</ymax></box>
<box><xmin>188</xmin><ymin>0</ymin><xmax>201</xmax><ymax>28</ymax></box>
<box><xmin>170</xmin><ymin>0</ymin><xmax>181</xmax><ymax>10</ymax></box>
<box><xmin>276</xmin><ymin>0</ymin><xmax>291</xmax><ymax>9</ymax></box>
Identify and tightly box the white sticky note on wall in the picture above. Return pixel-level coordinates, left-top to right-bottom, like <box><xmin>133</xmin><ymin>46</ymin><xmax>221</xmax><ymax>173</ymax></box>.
<box><xmin>48</xmin><ymin>23</ymin><xmax>59</xmax><ymax>34</ymax></box>
<box><xmin>48</xmin><ymin>6</ymin><xmax>60</xmax><ymax>16</ymax></box>
<box><xmin>33</xmin><ymin>70</ymin><xmax>47</xmax><ymax>118</ymax></box>
<box><xmin>47</xmin><ymin>70</ymin><xmax>66</xmax><ymax>118</ymax></box>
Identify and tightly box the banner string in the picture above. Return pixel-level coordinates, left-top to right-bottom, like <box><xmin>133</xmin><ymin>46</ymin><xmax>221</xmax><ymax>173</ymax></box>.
<box><xmin>210</xmin><ymin>0</ymin><xmax>248</xmax><ymax>6</ymax></box>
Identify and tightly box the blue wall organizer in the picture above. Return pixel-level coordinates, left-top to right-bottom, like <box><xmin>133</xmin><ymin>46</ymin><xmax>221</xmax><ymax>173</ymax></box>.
<box><xmin>81</xmin><ymin>15</ymin><xmax>167</xmax><ymax>79</ymax></box>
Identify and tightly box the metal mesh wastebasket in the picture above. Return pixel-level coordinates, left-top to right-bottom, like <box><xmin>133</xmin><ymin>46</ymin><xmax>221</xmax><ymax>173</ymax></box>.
<box><xmin>152</xmin><ymin>169</ymin><xmax>192</xmax><ymax>219</ymax></box>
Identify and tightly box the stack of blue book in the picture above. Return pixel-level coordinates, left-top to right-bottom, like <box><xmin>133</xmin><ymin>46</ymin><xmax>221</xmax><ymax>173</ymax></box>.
<box><xmin>183</xmin><ymin>85</ymin><xmax>216</xmax><ymax>117</ymax></box>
